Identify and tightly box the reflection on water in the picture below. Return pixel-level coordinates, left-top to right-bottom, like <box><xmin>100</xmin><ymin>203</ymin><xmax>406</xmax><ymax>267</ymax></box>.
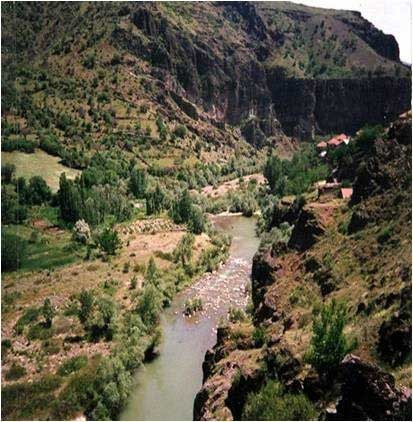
<box><xmin>120</xmin><ymin>216</ymin><xmax>259</xmax><ymax>421</ymax></box>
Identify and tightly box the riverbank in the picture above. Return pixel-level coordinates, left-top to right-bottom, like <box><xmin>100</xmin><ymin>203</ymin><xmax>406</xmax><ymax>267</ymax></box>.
<box><xmin>120</xmin><ymin>216</ymin><xmax>259</xmax><ymax>421</ymax></box>
<box><xmin>1</xmin><ymin>217</ymin><xmax>230</xmax><ymax>420</ymax></box>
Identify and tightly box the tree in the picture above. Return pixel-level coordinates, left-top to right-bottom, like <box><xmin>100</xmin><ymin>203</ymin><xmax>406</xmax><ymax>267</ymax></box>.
<box><xmin>58</xmin><ymin>173</ymin><xmax>82</xmax><ymax>223</ymax></box>
<box><xmin>27</xmin><ymin>176</ymin><xmax>52</xmax><ymax>205</ymax></box>
<box><xmin>129</xmin><ymin>168</ymin><xmax>147</xmax><ymax>199</ymax></box>
<box><xmin>264</xmin><ymin>155</ymin><xmax>285</xmax><ymax>196</ymax></box>
<box><xmin>78</xmin><ymin>289</ymin><xmax>94</xmax><ymax>325</ymax></box>
<box><xmin>42</xmin><ymin>298</ymin><xmax>56</xmax><ymax>328</ymax></box>
<box><xmin>146</xmin><ymin>184</ymin><xmax>165</xmax><ymax>215</ymax></box>
<box><xmin>145</xmin><ymin>257</ymin><xmax>158</xmax><ymax>285</ymax></box>
<box><xmin>97</xmin><ymin>227</ymin><xmax>121</xmax><ymax>255</ymax></box>
<box><xmin>136</xmin><ymin>283</ymin><xmax>162</xmax><ymax>328</ymax></box>
<box><xmin>174</xmin><ymin>233</ymin><xmax>195</xmax><ymax>266</ymax></box>
<box><xmin>306</xmin><ymin>299</ymin><xmax>355</xmax><ymax>376</ymax></box>
<box><xmin>1</xmin><ymin>232</ymin><xmax>27</xmax><ymax>271</ymax></box>
<box><xmin>1</xmin><ymin>185</ymin><xmax>27</xmax><ymax>224</ymax></box>
<box><xmin>170</xmin><ymin>190</ymin><xmax>192</xmax><ymax>224</ymax></box>
<box><xmin>1</xmin><ymin>163</ymin><xmax>15</xmax><ymax>184</ymax></box>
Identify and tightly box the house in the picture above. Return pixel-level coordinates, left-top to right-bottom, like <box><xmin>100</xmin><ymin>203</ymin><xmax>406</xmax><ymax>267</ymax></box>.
<box><xmin>340</xmin><ymin>188</ymin><xmax>353</xmax><ymax>199</ymax></box>
<box><xmin>327</xmin><ymin>133</ymin><xmax>350</xmax><ymax>148</ymax></box>
<box><xmin>316</xmin><ymin>141</ymin><xmax>327</xmax><ymax>149</ymax></box>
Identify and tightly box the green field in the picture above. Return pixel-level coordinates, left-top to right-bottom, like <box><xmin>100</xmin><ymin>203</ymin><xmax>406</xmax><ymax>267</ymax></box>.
<box><xmin>2</xmin><ymin>149</ymin><xmax>80</xmax><ymax>192</ymax></box>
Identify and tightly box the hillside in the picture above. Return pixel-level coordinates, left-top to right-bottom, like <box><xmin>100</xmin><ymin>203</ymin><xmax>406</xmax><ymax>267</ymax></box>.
<box><xmin>194</xmin><ymin>112</ymin><xmax>412</xmax><ymax>420</ymax></box>
<box><xmin>1</xmin><ymin>1</ymin><xmax>410</xmax><ymax>170</ymax></box>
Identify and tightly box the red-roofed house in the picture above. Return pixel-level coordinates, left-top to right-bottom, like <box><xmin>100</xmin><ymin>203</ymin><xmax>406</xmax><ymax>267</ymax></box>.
<box><xmin>340</xmin><ymin>188</ymin><xmax>353</xmax><ymax>199</ymax></box>
<box><xmin>327</xmin><ymin>133</ymin><xmax>350</xmax><ymax>148</ymax></box>
<box><xmin>317</xmin><ymin>141</ymin><xmax>327</xmax><ymax>149</ymax></box>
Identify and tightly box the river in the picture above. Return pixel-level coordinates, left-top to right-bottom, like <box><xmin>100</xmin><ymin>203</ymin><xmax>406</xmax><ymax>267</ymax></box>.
<box><xmin>120</xmin><ymin>215</ymin><xmax>259</xmax><ymax>421</ymax></box>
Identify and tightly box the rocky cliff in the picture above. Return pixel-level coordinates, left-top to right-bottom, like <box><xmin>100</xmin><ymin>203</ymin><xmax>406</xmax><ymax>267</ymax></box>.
<box><xmin>194</xmin><ymin>112</ymin><xmax>412</xmax><ymax>420</ymax></box>
<box><xmin>2</xmin><ymin>1</ymin><xmax>411</xmax><ymax>150</ymax></box>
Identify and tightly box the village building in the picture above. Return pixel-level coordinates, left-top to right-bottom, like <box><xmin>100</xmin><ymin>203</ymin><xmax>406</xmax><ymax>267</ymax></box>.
<box><xmin>340</xmin><ymin>187</ymin><xmax>353</xmax><ymax>200</ymax></box>
<box><xmin>327</xmin><ymin>133</ymin><xmax>350</xmax><ymax>148</ymax></box>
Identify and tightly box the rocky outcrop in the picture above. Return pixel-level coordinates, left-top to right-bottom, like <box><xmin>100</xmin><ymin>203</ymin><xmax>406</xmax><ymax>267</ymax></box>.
<box><xmin>330</xmin><ymin>355</ymin><xmax>412</xmax><ymax>421</ymax></box>
<box><xmin>377</xmin><ymin>284</ymin><xmax>412</xmax><ymax>366</ymax></box>
<box><xmin>288</xmin><ymin>208</ymin><xmax>324</xmax><ymax>252</ymax></box>
<box><xmin>112</xmin><ymin>3</ymin><xmax>411</xmax><ymax>143</ymax></box>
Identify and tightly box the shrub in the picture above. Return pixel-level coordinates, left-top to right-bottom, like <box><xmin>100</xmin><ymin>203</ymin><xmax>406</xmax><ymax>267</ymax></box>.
<box><xmin>242</xmin><ymin>380</ymin><xmax>317</xmax><ymax>420</ymax></box>
<box><xmin>184</xmin><ymin>297</ymin><xmax>203</xmax><ymax>315</ymax></box>
<box><xmin>228</xmin><ymin>307</ymin><xmax>248</xmax><ymax>323</ymax></box>
<box><xmin>1</xmin><ymin>138</ymin><xmax>36</xmax><ymax>153</ymax></box>
<box><xmin>306</xmin><ymin>299</ymin><xmax>355</xmax><ymax>375</ymax></box>
<box><xmin>97</xmin><ymin>227</ymin><xmax>121</xmax><ymax>255</ymax></box>
<box><xmin>1</xmin><ymin>232</ymin><xmax>27</xmax><ymax>271</ymax></box>
<box><xmin>42</xmin><ymin>298</ymin><xmax>56</xmax><ymax>328</ymax></box>
<box><xmin>58</xmin><ymin>355</ymin><xmax>88</xmax><ymax>376</ymax></box>
<box><xmin>377</xmin><ymin>225</ymin><xmax>393</xmax><ymax>244</ymax></box>
<box><xmin>78</xmin><ymin>289</ymin><xmax>94</xmax><ymax>325</ymax></box>
<box><xmin>173</xmin><ymin>125</ymin><xmax>187</xmax><ymax>138</ymax></box>
<box><xmin>252</xmin><ymin>326</ymin><xmax>267</xmax><ymax>347</ymax></box>
<box><xmin>39</xmin><ymin>135</ymin><xmax>62</xmax><ymax>156</ymax></box>
<box><xmin>73</xmin><ymin>219</ymin><xmax>91</xmax><ymax>244</ymax></box>
<box><xmin>2</xmin><ymin>163</ymin><xmax>15</xmax><ymax>183</ymax></box>
<box><xmin>5</xmin><ymin>363</ymin><xmax>27</xmax><ymax>381</ymax></box>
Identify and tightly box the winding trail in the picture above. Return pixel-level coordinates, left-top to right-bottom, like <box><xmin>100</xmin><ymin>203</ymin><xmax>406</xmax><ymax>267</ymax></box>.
<box><xmin>120</xmin><ymin>216</ymin><xmax>259</xmax><ymax>421</ymax></box>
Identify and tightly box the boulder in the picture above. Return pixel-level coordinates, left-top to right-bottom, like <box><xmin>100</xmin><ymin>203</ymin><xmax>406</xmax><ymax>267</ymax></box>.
<box><xmin>331</xmin><ymin>355</ymin><xmax>412</xmax><ymax>420</ymax></box>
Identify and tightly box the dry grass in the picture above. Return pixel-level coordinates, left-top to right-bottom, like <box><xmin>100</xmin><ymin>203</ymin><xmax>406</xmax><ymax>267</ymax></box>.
<box><xmin>2</xmin><ymin>149</ymin><xmax>80</xmax><ymax>191</ymax></box>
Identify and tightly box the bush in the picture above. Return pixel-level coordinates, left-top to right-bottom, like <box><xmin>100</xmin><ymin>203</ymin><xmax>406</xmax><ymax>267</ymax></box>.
<box><xmin>242</xmin><ymin>380</ymin><xmax>317</xmax><ymax>420</ymax></box>
<box><xmin>306</xmin><ymin>299</ymin><xmax>355</xmax><ymax>375</ymax></box>
<box><xmin>58</xmin><ymin>355</ymin><xmax>88</xmax><ymax>376</ymax></box>
<box><xmin>5</xmin><ymin>363</ymin><xmax>27</xmax><ymax>381</ymax></box>
<box><xmin>252</xmin><ymin>326</ymin><xmax>267</xmax><ymax>347</ymax></box>
<box><xmin>39</xmin><ymin>135</ymin><xmax>62</xmax><ymax>156</ymax></box>
<box><xmin>377</xmin><ymin>225</ymin><xmax>393</xmax><ymax>244</ymax></box>
<box><xmin>184</xmin><ymin>297</ymin><xmax>203</xmax><ymax>316</ymax></box>
<box><xmin>173</xmin><ymin>125</ymin><xmax>187</xmax><ymax>138</ymax></box>
<box><xmin>1</xmin><ymin>232</ymin><xmax>27</xmax><ymax>272</ymax></box>
<box><xmin>228</xmin><ymin>307</ymin><xmax>248</xmax><ymax>323</ymax></box>
<box><xmin>42</xmin><ymin>298</ymin><xmax>56</xmax><ymax>328</ymax></box>
<box><xmin>97</xmin><ymin>227</ymin><xmax>121</xmax><ymax>255</ymax></box>
<box><xmin>2</xmin><ymin>163</ymin><xmax>15</xmax><ymax>183</ymax></box>
<box><xmin>1</xmin><ymin>138</ymin><xmax>36</xmax><ymax>153</ymax></box>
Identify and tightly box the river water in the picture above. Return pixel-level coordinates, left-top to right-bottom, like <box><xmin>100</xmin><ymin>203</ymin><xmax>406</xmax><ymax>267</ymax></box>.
<box><xmin>120</xmin><ymin>216</ymin><xmax>259</xmax><ymax>421</ymax></box>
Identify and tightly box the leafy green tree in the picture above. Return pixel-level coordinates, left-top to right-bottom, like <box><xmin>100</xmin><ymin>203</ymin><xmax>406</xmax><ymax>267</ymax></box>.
<box><xmin>1</xmin><ymin>232</ymin><xmax>27</xmax><ymax>271</ymax></box>
<box><xmin>27</xmin><ymin>176</ymin><xmax>52</xmax><ymax>205</ymax></box>
<box><xmin>187</xmin><ymin>205</ymin><xmax>206</xmax><ymax>234</ymax></box>
<box><xmin>264</xmin><ymin>155</ymin><xmax>285</xmax><ymax>196</ymax></box>
<box><xmin>78</xmin><ymin>289</ymin><xmax>94</xmax><ymax>325</ymax></box>
<box><xmin>90</xmin><ymin>296</ymin><xmax>117</xmax><ymax>341</ymax></box>
<box><xmin>170</xmin><ymin>190</ymin><xmax>193</xmax><ymax>224</ymax></box>
<box><xmin>1</xmin><ymin>163</ymin><xmax>15</xmax><ymax>184</ymax></box>
<box><xmin>146</xmin><ymin>184</ymin><xmax>165</xmax><ymax>215</ymax></box>
<box><xmin>129</xmin><ymin>168</ymin><xmax>147</xmax><ymax>199</ymax></box>
<box><xmin>136</xmin><ymin>283</ymin><xmax>162</xmax><ymax>329</ymax></box>
<box><xmin>97</xmin><ymin>227</ymin><xmax>121</xmax><ymax>255</ymax></box>
<box><xmin>174</xmin><ymin>233</ymin><xmax>195</xmax><ymax>266</ymax></box>
<box><xmin>58</xmin><ymin>173</ymin><xmax>82</xmax><ymax>223</ymax></box>
<box><xmin>42</xmin><ymin>298</ymin><xmax>56</xmax><ymax>328</ymax></box>
<box><xmin>306</xmin><ymin>299</ymin><xmax>355</xmax><ymax>375</ymax></box>
<box><xmin>1</xmin><ymin>185</ymin><xmax>27</xmax><ymax>224</ymax></box>
<box><xmin>145</xmin><ymin>257</ymin><xmax>158</xmax><ymax>285</ymax></box>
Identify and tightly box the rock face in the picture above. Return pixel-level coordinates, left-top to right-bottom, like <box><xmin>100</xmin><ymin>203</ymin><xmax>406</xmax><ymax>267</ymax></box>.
<box><xmin>331</xmin><ymin>355</ymin><xmax>412</xmax><ymax>421</ymax></box>
<box><xmin>111</xmin><ymin>2</ymin><xmax>412</xmax><ymax>142</ymax></box>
